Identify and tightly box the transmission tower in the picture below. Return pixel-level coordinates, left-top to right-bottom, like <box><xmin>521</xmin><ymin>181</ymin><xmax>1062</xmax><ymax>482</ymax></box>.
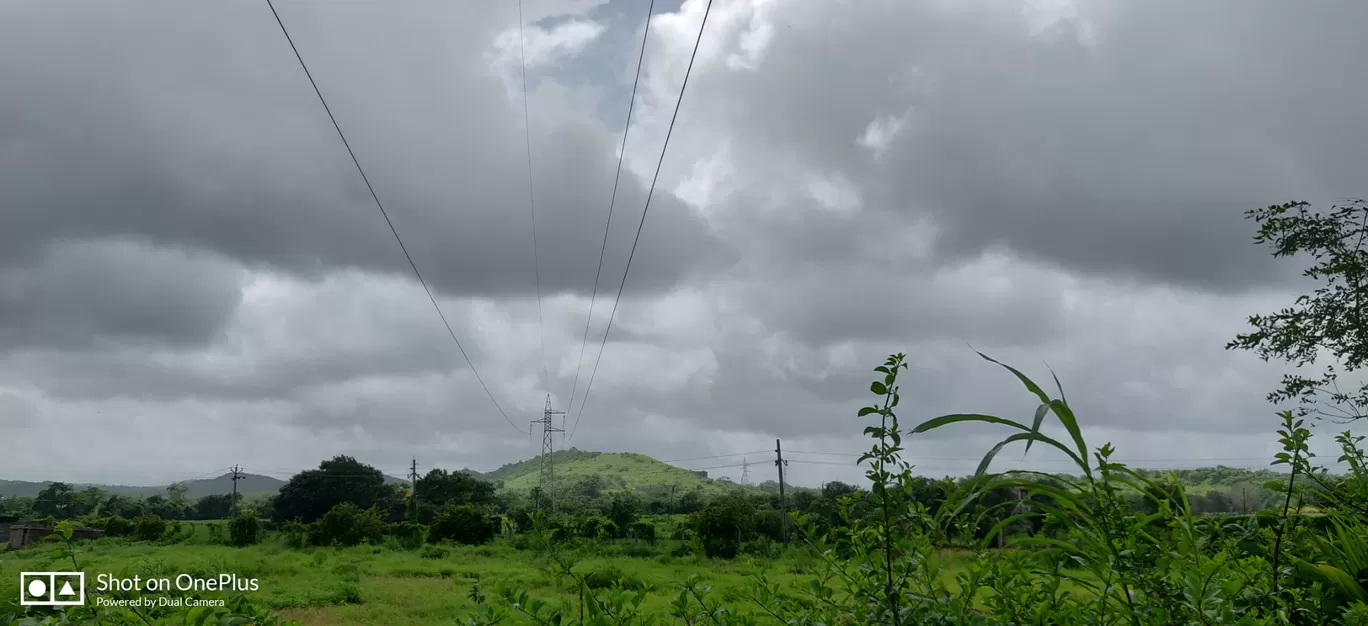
<box><xmin>530</xmin><ymin>394</ymin><xmax>565</xmax><ymax>511</ymax></box>
<box><xmin>741</xmin><ymin>457</ymin><xmax>750</xmax><ymax>485</ymax></box>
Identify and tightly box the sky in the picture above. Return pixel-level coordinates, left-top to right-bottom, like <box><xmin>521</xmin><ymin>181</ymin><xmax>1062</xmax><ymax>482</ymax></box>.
<box><xmin>2</xmin><ymin>0</ymin><xmax>1367</xmax><ymax>488</ymax></box>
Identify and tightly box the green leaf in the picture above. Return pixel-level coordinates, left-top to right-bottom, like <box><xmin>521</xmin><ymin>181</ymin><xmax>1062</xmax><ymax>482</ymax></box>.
<box><xmin>1047</xmin><ymin>399</ymin><xmax>1089</xmax><ymax>465</ymax></box>
<box><xmin>974</xmin><ymin>349</ymin><xmax>1050</xmax><ymax>404</ymax></box>
<box><xmin>976</xmin><ymin>431</ymin><xmax>1086</xmax><ymax>478</ymax></box>
<box><xmin>870</xmin><ymin>381</ymin><xmax>888</xmax><ymax>395</ymax></box>
<box><xmin>1023</xmin><ymin>403</ymin><xmax>1049</xmax><ymax>456</ymax></box>
<box><xmin>1289</xmin><ymin>556</ymin><xmax>1368</xmax><ymax>604</ymax></box>
<box><xmin>909</xmin><ymin>413</ymin><xmax>1030</xmax><ymax>435</ymax></box>
<box><xmin>857</xmin><ymin>407</ymin><xmax>877</xmax><ymax>417</ymax></box>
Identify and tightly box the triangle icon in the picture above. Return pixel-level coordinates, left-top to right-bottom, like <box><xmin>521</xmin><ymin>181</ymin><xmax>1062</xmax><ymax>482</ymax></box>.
<box><xmin>59</xmin><ymin>581</ymin><xmax>76</xmax><ymax>597</ymax></box>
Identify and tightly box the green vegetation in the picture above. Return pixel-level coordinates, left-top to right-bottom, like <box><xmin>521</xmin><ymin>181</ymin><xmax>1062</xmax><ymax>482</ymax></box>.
<box><xmin>4</xmin><ymin>198</ymin><xmax>1368</xmax><ymax>624</ymax></box>
<box><xmin>485</xmin><ymin>449</ymin><xmax>728</xmax><ymax>494</ymax></box>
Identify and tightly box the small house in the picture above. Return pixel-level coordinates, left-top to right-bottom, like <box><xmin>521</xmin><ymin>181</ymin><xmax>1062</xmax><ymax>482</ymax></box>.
<box><xmin>0</xmin><ymin>515</ymin><xmax>20</xmax><ymax>544</ymax></box>
<box><xmin>6</xmin><ymin>523</ymin><xmax>105</xmax><ymax>551</ymax></box>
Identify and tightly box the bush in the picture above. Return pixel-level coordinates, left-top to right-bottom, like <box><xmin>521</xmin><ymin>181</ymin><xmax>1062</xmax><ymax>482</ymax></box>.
<box><xmin>228</xmin><ymin>511</ymin><xmax>262</xmax><ymax>547</ymax></box>
<box><xmin>753</xmin><ymin>509</ymin><xmax>786</xmax><ymax>542</ymax></box>
<box><xmin>312</xmin><ymin>502</ymin><xmax>387</xmax><ymax>547</ymax></box>
<box><xmin>280</xmin><ymin>520</ymin><xmax>309</xmax><ymax>549</ymax></box>
<box><xmin>740</xmin><ymin>536</ymin><xmax>781</xmax><ymax>559</ymax></box>
<box><xmin>509</xmin><ymin>533</ymin><xmax>536</xmax><ymax>551</ymax></box>
<box><xmin>104</xmin><ymin>515</ymin><xmax>135</xmax><ymax>538</ymax></box>
<box><xmin>428</xmin><ymin>504</ymin><xmax>497</xmax><ymax>546</ymax></box>
<box><xmin>691</xmin><ymin>496</ymin><xmax>755</xmax><ymax>559</ymax></box>
<box><xmin>628</xmin><ymin>521</ymin><xmax>657</xmax><ymax>543</ymax></box>
<box><xmin>419</xmin><ymin>545</ymin><xmax>448</xmax><ymax>560</ymax></box>
<box><xmin>575</xmin><ymin>515</ymin><xmax>618</xmax><ymax>540</ymax></box>
<box><xmin>134</xmin><ymin>514</ymin><xmax>166</xmax><ymax>542</ymax></box>
<box><xmin>389</xmin><ymin>521</ymin><xmax>426</xmax><ymax>550</ymax></box>
<box><xmin>583</xmin><ymin>565</ymin><xmax>640</xmax><ymax>590</ymax></box>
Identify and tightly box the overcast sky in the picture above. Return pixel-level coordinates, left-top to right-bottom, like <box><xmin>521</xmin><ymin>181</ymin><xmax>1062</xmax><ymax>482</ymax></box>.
<box><xmin>2</xmin><ymin>0</ymin><xmax>1366</xmax><ymax>488</ymax></box>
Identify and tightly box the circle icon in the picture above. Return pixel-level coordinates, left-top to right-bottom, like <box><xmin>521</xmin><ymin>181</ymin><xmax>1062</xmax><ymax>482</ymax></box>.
<box><xmin>27</xmin><ymin>578</ymin><xmax>47</xmax><ymax>598</ymax></box>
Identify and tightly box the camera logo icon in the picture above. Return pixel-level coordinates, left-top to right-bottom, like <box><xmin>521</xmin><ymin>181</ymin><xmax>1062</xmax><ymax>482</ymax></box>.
<box><xmin>19</xmin><ymin>572</ymin><xmax>85</xmax><ymax>606</ymax></box>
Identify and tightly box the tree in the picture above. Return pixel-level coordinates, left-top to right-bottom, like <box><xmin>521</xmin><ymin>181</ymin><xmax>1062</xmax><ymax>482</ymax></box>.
<box><xmin>274</xmin><ymin>455</ymin><xmax>386</xmax><ymax>524</ymax></box>
<box><xmin>191</xmin><ymin>494</ymin><xmax>238</xmax><ymax>520</ymax></box>
<box><xmin>569</xmin><ymin>475</ymin><xmax>608</xmax><ymax>500</ymax></box>
<box><xmin>100</xmin><ymin>494</ymin><xmax>138</xmax><ymax>519</ymax></box>
<box><xmin>606</xmin><ymin>492</ymin><xmax>638</xmax><ymax>537</ymax></box>
<box><xmin>166</xmin><ymin>483</ymin><xmax>189</xmax><ymax>509</ymax></box>
<box><xmin>428</xmin><ymin>503</ymin><xmax>497</xmax><ymax>546</ymax></box>
<box><xmin>33</xmin><ymin>483</ymin><xmax>81</xmax><ymax>519</ymax></box>
<box><xmin>142</xmin><ymin>495</ymin><xmax>185</xmax><ymax>520</ymax></box>
<box><xmin>1228</xmin><ymin>199</ymin><xmax>1368</xmax><ymax>422</ymax></box>
<box><xmin>415</xmin><ymin>469</ymin><xmax>495</xmax><ymax>509</ymax></box>
<box><xmin>311</xmin><ymin>502</ymin><xmax>386</xmax><ymax>547</ymax></box>
<box><xmin>692</xmin><ymin>495</ymin><xmax>756</xmax><ymax>558</ymax></box>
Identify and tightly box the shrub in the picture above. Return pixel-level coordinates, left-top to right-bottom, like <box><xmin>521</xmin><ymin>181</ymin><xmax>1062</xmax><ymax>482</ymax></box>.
<box><xmin>740</xmin><ymin>536</ymin><xmax>781</xmax><ymax>559</ymax></box>
<box><xmin>103</xmin><ymin>515</ymin><xmax>135</xmax><ymax>538</ymax></box>
<box><xmin>752</xmin><ymin>509</ymin><xmax>786</xmax><ymax>542</ymax></box>
<box><xmin>691</xmin><ymin>495</ymin><xmax>755</xmax><ymax>559</ymax></box>
<box><xmin>419</xmin><ymin>545</ymin><xmax>448</xmax><ymax>560</ymax></box>
<box><xmin>389</xmin><ymin>521</ymin><xmax>426</xmax><ymax>550</ymax></box>
<box><xmin>575</xmin><ymin>515</ymin><xmax>618</xmax><ymax>540</ymax></box>
<box><xmin>628</xmin><ymin>520</ymin><xmax>657</xmax><ymax>543</ymax></box>
<box><xmin>428</xmin><ymin>504</ymin><xmax>497</xmax><ymax>546</ymax></box>
<box><xmin>280</xmin><ymin>520</ymin><xmax>309</xmax><ymax>548</ymax></box>
<box><xmin>228</xmin><ymin>511</ymin><xmax>262</xmax><ymax>547</ymax></box>
<box><xmin>509</xmin><ymin>533</ymin><xmax>536</xmax><ymax>551</ymax></box>
<box><xmin>312</xmin><ymin>502</ymin><xmax>386</xmax><ymax>547</ymax></box>
<box><xmin>134</xmin><ymin>514</ymin><xmax>166</xmax><ymax>542</ymax></box>
<box><xmin>583</xmin><ymin>565</ymin><xmax>640</xmax><ymax>590</ymax></box>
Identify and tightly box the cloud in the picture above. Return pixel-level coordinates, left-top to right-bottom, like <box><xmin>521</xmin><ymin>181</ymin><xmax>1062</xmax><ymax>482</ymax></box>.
<box><xmin>2</xmin><ymin>0</ymin><xmax>1366</xmax><ymax>487</ymax></box>
<box><xmin>493</xmin><ymin>19</ymin><xmax>608</xmax><ymax>70</ymax></box>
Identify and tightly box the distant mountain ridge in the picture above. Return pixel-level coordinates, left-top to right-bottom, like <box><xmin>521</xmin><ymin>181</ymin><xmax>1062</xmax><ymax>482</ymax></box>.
<box><xmin>0</xmin><ymin>473</ymin><xmax>286</xmax><ymax>500</ymax></box>
<box><xmin>0</xmin><ymin>471</ymin><xmax>424</xmax><ymax>500</ymax></box>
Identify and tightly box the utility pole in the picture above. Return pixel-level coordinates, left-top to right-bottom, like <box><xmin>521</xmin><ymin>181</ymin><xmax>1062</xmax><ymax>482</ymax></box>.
<box><xmin>530</xmin><ymin>394</ymin><xmax>565</xmax><ymax>512</ymax></box>
<box><xmin>774</xmin><ymin>439</ymin><xmax>789</xmax><ymax>544</ymax></box>
<box><xmin>408</xmin><ymin>458</ymin><xmax>419</xmax><ymax>520</ymax></box>
<box><xmin>741</xmin><ymin>457</ymin><xmax>750</xmax><ymax>486</ymax></box>
<box><xmin>229</xmin><ymin>466</ymin><xmax>245</xmax><ymax>517</ymax></box>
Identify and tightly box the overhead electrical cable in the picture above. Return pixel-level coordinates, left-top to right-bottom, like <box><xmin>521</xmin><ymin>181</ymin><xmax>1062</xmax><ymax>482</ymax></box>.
<box><xmin>264</xmin><ymin>0</ymin><xmax>524</xmax><ymax>435</ymax></box>
<box><xmin>516</xmin><ymin>0</ymin><xmax>551</xmax><ymax>394</ymax></box>
<box><xmin>565</xmin><ymin>0</ymin><xmax>657</xmax><ymax>420</ymax></box>
<box><xmin>566</xmin><ymin>0</ymin><xmax>716</xmax><ymax>443</ymax></box>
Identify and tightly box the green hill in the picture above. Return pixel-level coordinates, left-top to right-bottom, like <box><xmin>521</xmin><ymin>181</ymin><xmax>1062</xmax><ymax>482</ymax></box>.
<box><xmin>484</xmin><ymin>449</ymin><xmax>728</xmax><ymax>494</ymax></box>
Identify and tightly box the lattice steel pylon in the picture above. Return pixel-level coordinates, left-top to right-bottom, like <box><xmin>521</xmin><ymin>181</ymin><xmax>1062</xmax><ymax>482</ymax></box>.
<box><xmin>530</xmin><ymin>394</ymin><xmax>565</xmax><ymax>511</ymax></box>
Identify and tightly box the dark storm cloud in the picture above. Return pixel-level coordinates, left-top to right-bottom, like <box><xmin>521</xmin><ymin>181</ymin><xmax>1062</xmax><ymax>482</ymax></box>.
<box><xmin>0</xmin><ymin>0</ymin><xmax>727</xmax><ymax>306</ymax></box>
<box><xmin>0</xmin><ymin>272</ymin><xmax>479</xmax><ymax>402</ymax></box>
<box><xmin>0</xmin><ymin>239</ymin><xmax>243</xmax><ymax>351</ymax></box>
<box><xmin>676</xmin><ymin>0</ymin><xmax>1368</xmax><ymax>293</ymax></box>
<box><xmin>3</xmin><ymin>0</ymin><xmax>1357</xmax><ymax>485</ymax></box>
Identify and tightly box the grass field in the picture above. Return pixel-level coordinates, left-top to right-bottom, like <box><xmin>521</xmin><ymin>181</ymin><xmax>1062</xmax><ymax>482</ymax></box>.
<box><xmin>3</xmin><ymin>521</ymin><xmax>970</xmax><ymax>625</ymax></box>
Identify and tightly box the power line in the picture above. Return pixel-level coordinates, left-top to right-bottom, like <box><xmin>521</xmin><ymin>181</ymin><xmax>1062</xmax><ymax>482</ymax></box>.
<box><xmin>264</xmin><ymin>0</ymin><xmax>523</xmax><ymax>436</ymax></box>
<box><xmin>661</xmin><ymin>451</ymin><xmax>770</xmax><ymax>464</ymax></box>
<box><xmin>566</xmin><ymin>0</ymin><xmax>657</xmax><ymax>420</ymax></box>
<box><xmin>516</xmin><ymin>0</ymin><xmax>550</xmax><ymax>395</ymax></box>
<box><xmin>567</xmin><ymin>0</ymin><xmax>716</xmax><ymax>443</ymax></box>
<box><xmin>782</xmin><ymin>450</ymin><xmax>1281</xmax><ymax>464</ymax></box>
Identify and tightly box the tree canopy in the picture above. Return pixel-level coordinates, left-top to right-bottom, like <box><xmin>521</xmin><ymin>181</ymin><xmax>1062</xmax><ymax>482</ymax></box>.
<box><xmin>1229</xmin><ymin>199</ymin><xmax>1368</xmax><ymax>422</ymax></box>
<box><xmin>273</xmin><ymin>455</ymin><xmax>387</xmax><ymax>524</ymax></box>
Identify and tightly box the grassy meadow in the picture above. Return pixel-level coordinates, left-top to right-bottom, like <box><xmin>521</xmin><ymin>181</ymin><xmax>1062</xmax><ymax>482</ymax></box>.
<box><xmin>0</xmin><ymin>520</ymin><xmax>1001</xmax><ymax>625</ymax></box>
